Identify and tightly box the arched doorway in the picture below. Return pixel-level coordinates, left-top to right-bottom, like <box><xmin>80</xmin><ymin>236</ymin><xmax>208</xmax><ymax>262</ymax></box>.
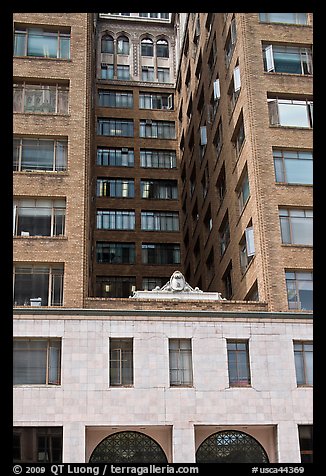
<box><xmin>89</xmin><ymin>431</ymin><xmax>168</xmax><ymax>463</ymax></box>
<box><xmin>196</xmin><ymin>430</ymin><xmax>269</xmax><ymax>463</ymax></box>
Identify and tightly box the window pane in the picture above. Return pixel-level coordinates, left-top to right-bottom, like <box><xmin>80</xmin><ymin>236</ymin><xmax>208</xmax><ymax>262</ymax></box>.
<box><xmin>278</xmin><ymin>101</ymin><xmax>310</xmax><ymax>127</ymax></box>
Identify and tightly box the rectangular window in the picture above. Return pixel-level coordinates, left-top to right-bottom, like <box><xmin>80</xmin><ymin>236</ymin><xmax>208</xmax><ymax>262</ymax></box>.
<box><xmin>294</xmin><ymin>341</ymin><xmax>313</xmax><ymax>386</ymax></box>
<box><xmin>224</xmin><ymin>17</ymin><xmax>237</xmax><ymax>67</ymax></box>
<box><xmin>140</xmin><ymin>149</ymin><xmax>176</xmax><ymax>168</ymax></box>
<box><xmin>263</xmin><ymin>44</ymin><xmax>313</xmax><ymax>75</ymax></box>
<box><xmin>101</xmin><ymin>63</ymin><xmax>114</xmax><ymax>80</ymax></box>
<box><xmin>96</xmin><ymin>276</ymin><xmax>136</xmax><ymax>298</ymax></box>
<box><xmin>219</xmin><ymin>214</ymin><xmax>230</xmax><ymax>256</ymax></box>
<box><xmin>268</xmin><ymin>97</ymin><xmax>313</xmax><ymax>128</ymax></box>
<box><xmin>98</xmin><ymin>90</ymin><xmax>133</xmax><ymax>108</ymax></box>
<box><xmin>13</xmin><ymin>427</ymin><xmax>63</xmax><ymax>463</ymax></box>
<box><xmin>227</xmin><ymin>340</ymin><xmax>251</xmax><ymax>386</ymax></box>
<box><xmin>14</xmin><ymin>26</ymin><xmax>70</xmax><ymax>59</ymax></box>
<box><xmin>96</xmin><ymin>178</ymin><xmax>134</xmax><ymax>198</ymax></box>
<box><xmin>139</xmin><ymin>120</ymin><xmax>176</xmax><ymax>139</ymax></box>
<box><xmin>142</xmin><ymin>277</ymin><xmax>168</xmax><ymax>290</ymax></box>
<box><xmin>141</xmin><ymin>211</ymin><xmax>179</xmax><ymax>231</ymax></box>
<box><xmin>273</xmin><ymin>149</ymin><xmax>313</xmax><ymax>185</ymax></box>
<box><xmin>279</xmin><ymin>208</ymin><xmax>313</xmax><ymax>245</ymax></box>
<box><xmin>13</xmin><ymin>137</ymin><xmax>68</xmax><ymax>172</ymax></box>
<box><xmin>233</xmin><ymin>114</ymin><xmax>245</xmax><ymax>156</ymax></box>
<box><xmin>13</xmin><ymin>264</ymin><xmax>64</xmax><ymax>307</ymax></box>
<box><xmin>96</xmin><ymin>210</ymin><xmax>135</xmax><ymax>230</ymax></box>
<box><xmin>237</xmin><ymin>167</ymin><xmax>250</xmax><ymax>212</ymax></box>
<box><xmin>139</xmin><ymin>92</ymin><xmax>173</xmax><ymax>110</ymax></box>
<box><xmin>13</xmin><ymin>198</ymin><xmax>65</xmax><ymax>237</ymax></box>
<box><xmin>298</xmin><ymin>426</ymin><xmax>313</xmax><ymax>463</ymax></box>
<box><xmin>157</xmin><ymin>67</ymin><xmax>170</xmax><ymax>83</ymax></box>
<box><xmin>222</xmin><ymin>264</ymin><xmax>233</xmax><ymax>299</ymax></box>
<box><xmin>141</xmin><ymin>180</ymin><xmax>178</xmax><ymax>199</ymax></box>
<box><xmin>13</xmin><ymin>82</ymin><xmax>69</xmax><ymax>114</ymax></box>
<box><xmin>97</xmin><ymin>147</ymin><xmax>134</xmax><ymax>167</ymax></box>
<box><xmin>239</xmin><ymin>226</ymin><xmax>255</xmax><ymax>274</ymax></box>
<box><xmin>285</xmin><ymin>270</ymin><xmax>313</xmax><ymax>310</ymax></box>
<box><xmin>169</xmin><ymin>339</ymin><xmax>193</xmax><ymax>386</ymax></box>
<box><xmin>141</xmin><ymin>66</ymin><xmax>155</xmax><ymax>82</ymax></box>
<box><xmin>97</xmin><ymin>118</ymin><xmax>134</xmax><ymax>137</ymax></box>
<box><xmin>142</xmin><ymin>243</ymin><xmax>180</xmax><ymax>265</ymax></box>
<box><xmin>109</xmin><ymin>338</ymin><xmax>133</xmax><ymax>386</ymax></box>
<box><xmin>259</xmin><ymin>13</ymin><xmax>308</xmax><ymax>25</ymax></box>
<box><xmin>96</xmin><ymin>242</ymin><xmax>135</xmax><ymax>264</ymax></box>
<box><xmin>13</xmin><ymin>338</ymin><xmax>61</xmax><ymax>385</ymax></box>
<box><xmin>117</xmin><ymin>65</ymin><xmax>130</xmax><ymax>80</ymax></box>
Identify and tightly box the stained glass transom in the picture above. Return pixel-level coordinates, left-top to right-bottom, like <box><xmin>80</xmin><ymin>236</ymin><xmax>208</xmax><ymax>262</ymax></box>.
<box><xmin>196</xmin><ymin>430</ymin><xmax>269</xmax><ymax>463</ymax></box>
<box><xmin>89</xmin><ymin>431</ymin><xmax>168</xmax><ymax>463</ymax></box>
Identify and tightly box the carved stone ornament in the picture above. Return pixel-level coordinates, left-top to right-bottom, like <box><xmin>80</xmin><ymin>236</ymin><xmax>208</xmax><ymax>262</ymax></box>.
<box><xmin>131</xmin><ymin>271</ymin><xmax>226</xmax><ymax>300</ymax></box>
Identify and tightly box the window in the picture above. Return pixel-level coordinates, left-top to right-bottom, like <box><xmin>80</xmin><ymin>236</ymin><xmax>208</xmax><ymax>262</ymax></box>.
<box><xmin>206</xmin><ymin>248</ymin><xmax>215</xmax><ymax>283</ymax></box>
<box><xmin>224</xmin><ymin>17</ymin><xmax>237</xmax><ymax>67</ymax></box>
<box><xmin>213</xmin><ymin>121</ymin><xmax>223</xmax><ymax>159</ymax></box>
<box><xmin>97</xmin><ymin>118</ymin><xmax>133</xmax><ymax>137</ymax></box>
<box><xmin>141</xmin><ymin>66</ymin><xmax>155</xmax><ymax>81</ymax></box>
<box><xmin>285</xmin><ymin>270</ymin><xmax>313</xmax><ymax>310</ymax></box>
<box><xmin>259</xmin><ymin>13</ymin><xmax>308</xmax><ymax>25</ymax></box>
<box><xmin>117</xmin><ymin>65</ymin><xmax>130</xmax><ymax>80</ymax></box>
<box><xmin>101</xmin><ymin>34</ymin><xmax>114</xmax><ymax>53</ymax></box>
<box><xmin>139</xmin><ymin>92</ymin><xmax>173</xmax><ymax>110</ymax></box>
<box><xmin>219</xmin><ymin>214</ymin><xmax>230</xmax><ymax>256</ymax></box>
<box><xmin>157</xmin><ymin>67</ymin><xmax>170</xmax><ymax>83</ymax></box>
<box><xmin>141</xmin><ymin>180</ymin><xmax>178</xmax><ymax>200</ymax></box>
<box><xmin>237</xmin><ymin>167</ymin><xmax>250</xmax><ymax>212</ymax></box>
<box><xmin>98</xmin><ymin>90</ymin><xmax>133</xmax><ymax>108</ymax></box>
<box><xmin>14</xmin><ymin>82</ymin><xmax>69</xmax><ymax>114</ymax></box>
<box><xmin>139</xmin><ymin>120</ymin><xmax>176</xmax><ymax>139</ymax></box>
<box><xmin>279</xmin><ymin>209</ymin><xmax>313</xmax><ymax>245</ymax></box>
<box><xmin>268</xmin><ymin>97</ymin><xmax>313</xmax><ymax>128</ymax></box>
<box><xmin>97</xmin><ymin>147</ymin><xmax>134</xmax><ymax>167</ymax></box>
<box><xmin>233</xmin><ymin>114</ymin><xmax>245</xmax><ymax>156</ymax></box>
<box><xmin>216</xmin><ymin>165</ymin><xmax>226</xmax><ymax>207</ymax></box>
<box><xmin>96</xmin><ymin>276</ymin><xmax>136</xmax><ymax>298</ymax></box>
<box><xmin>117</xmin><ymin>35</ymin><xmax>129</xmax><ymax>55</ymax></box>
<box><xmin>298</xmin><ymin>426</ymin><xmax>313</xmax><ymax>463</ymax></box>
<box><xmin>96</xmin><ymin>178</ymin><xmax>134</xmax><ymax>198</ymax></box>
<box><xmin>263</xmin><ymin>44</ymin><xmax>313</xmax><ymax>75</ymax></box>
<box><xmin>109</xmin><ymin>338</ymin><xmax>133</xmax><ymax>386</ymax></box>
<box><xmin>245</xmin><ymin>281</ymin><xmax>259</xmax><ymax>301</ymax></box>
<box><xmin>239</xmin><ymin>225</ymin><xmax>255</xmax><ymax>274</ymax></box>
<box><xmin>96</xmin><ymin>242</ymin><xmax>135</xmax><ymax>264</ymax></box>
<box><xmin>273</xmin><ymin>149</ymin><xmax>313</xmax><ymax>185</ymax></box>
<box><xmin>222</xmin><ymin>263</ymin><xmax>233</xmax><ymax>299</ymax></box>
<box><xmin>294</xmin><ymin>341</ymin><xmax>313</xmax><ymax>386</ymax></box>
<box><xmin>229</xmin><ymin>64</ymin><xmax>241</xmax><ymax>109</ymax></box>
<box><xmin>13</xmin><ymin>427</ymin><xmax>63</xmax><ymax>463</ymax></box>
<box><xmin>96</xmin><ymin>210</ymin><xmax>135</xmax><ymax>230</ymax></box>
<box><xmin>13</xmin><ymin>137</ymin><xmax>67</xmax><ymax>172</ymax></box>
<box><xmin>101</xmin><ymin>63</ymin><xmax>114</xmax><ymax>80</ymax></box>
<box><xmin>141</xmin><ymin>38</ymin><xmax>153</xmax><ymax>56</ymax></box>
<box><xmin>13</xmin><ymin>264</ymin><xmax>64</xmax><ymax>307</ymax></box>
<box><xmin>14</xmin><ymin>26</ymin><xmax>70</xmax><ymax>59</ymax></box>
<box><xmin>140</xmin><ymin>149</ymin><xmax>176</xmax><ymax>168</ymax></box>
<box><xmin>139</xmin><ymin>13</ymin><xmax>169</xmax><ymax>19</ymax></box>
<box><xmin>13</xmin><ymin>198</ymin><xmax>65</xmax><ymax>237</ymax></box>
<box><xmin>169</xmin><ymin>339</ymin><xmax>193</xmax><ymax>386</ymax></box>
<box><xmin>142</xmin><ymin>277</ymin><xmax>168</xmax><ymax>290</ymax></box>
<box><xmin>13</xmin><ymin>338</ymin><xmax>61</xmax><ymax>385</ymax></box>
<box><xmin>142</xmin><ymin>243</ymin><xmax>180</xmax><ymax>265</ymax></box>
<box><xmin>156</xmin><ymin>39</ymin><xmax>169</xmax><ymax>58</ymax></box>
<box><xmin>227</xmin><ymin>340</ymin><xmax>251</xmax><ymax>386</ymax></box>
<box><xmin>141</xmin><ymin>211</ymin><xmax>179</xmax><ymax>231</ymax></box>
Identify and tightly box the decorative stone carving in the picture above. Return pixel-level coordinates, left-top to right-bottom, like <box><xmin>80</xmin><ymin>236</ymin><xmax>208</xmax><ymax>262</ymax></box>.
<box><xmin>131</xmin><ymin>271</ymin><xmax>226</xmax><ymax>300</ymax></box>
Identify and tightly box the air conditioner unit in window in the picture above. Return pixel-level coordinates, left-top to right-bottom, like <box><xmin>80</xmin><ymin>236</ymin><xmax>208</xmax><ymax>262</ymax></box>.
<box><xmin>145</xmin><ymin>119</ymin><xmax>152</xmax><ymax>125</ymax></box>
<box><xmin>30</xmin><ymin>297</ymin><xmax>42</xmax><ymax>306</ymax></box>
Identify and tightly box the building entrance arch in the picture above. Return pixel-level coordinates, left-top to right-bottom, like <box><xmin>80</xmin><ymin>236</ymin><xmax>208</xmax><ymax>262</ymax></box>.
<box><xmin>196</xmin><ymin>429</ymin><xmax>269</xmax><ymax>463</ymax></box>
<box><xmin>89</xmin><ymin>430</ymin><xmax>168</xmax><ymax>463</ymax></box>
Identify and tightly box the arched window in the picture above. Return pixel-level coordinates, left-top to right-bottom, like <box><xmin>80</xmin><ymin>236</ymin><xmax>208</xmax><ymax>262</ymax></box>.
<box><xmin>196</xmin><ymin>430</ymin><xmax>269</xmax><ymax>463</ymax></box>
<box><xmin>89</xmin><ymin>431</ymin><xmax>168</xmax><ymax>463</ymax></box>
<box><xmin>157</xmin><ymin>39</ymin><xmax>169</xmax><ymax>58</ymax></box>
<box><xmin>101</xmin><ymin>34</ymin><xmax>114</xmax><ymax>54</ymax></box>
<box><xmin>117</xmin><ymin>35</ymin><xmax>129</xmax><ymax>55</ymax></box>
<box><xmin>141</xmin><ymin>38</ymin><xmax>154</xmax><ymax>57</ymax></box>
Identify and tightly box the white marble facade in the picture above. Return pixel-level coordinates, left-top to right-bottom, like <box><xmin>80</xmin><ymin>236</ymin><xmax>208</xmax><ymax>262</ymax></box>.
<box><xmin>13</xmin><ymin>309</ymin><xmax>313</xmax><ymax>463</ymax></box>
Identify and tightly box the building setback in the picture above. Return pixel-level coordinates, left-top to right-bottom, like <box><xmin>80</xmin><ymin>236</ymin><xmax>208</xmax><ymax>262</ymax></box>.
<box><xmin>13</xmin><ymin>13</ymin><xmax>313</xmax><ymax>464</ymax></box>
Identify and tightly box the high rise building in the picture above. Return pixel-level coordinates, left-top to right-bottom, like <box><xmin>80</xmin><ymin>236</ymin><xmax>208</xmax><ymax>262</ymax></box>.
<box><xmin>13</xmin><ymin>13</ymin><xmax>313</xmax><ymax>464</ymax></box>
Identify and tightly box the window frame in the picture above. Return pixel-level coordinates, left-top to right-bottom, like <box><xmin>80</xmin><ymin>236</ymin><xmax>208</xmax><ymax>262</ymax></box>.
<box><xmin>227</xmin><ymin>339</ymin><xmax>251</xmax><ymax>387</ymax></box>
<box><xmin>169</xmin><ymin>338</ymin><xmax>193</xmax><ymax>387</ymax></box>
<box><xmin>109</xmin><ymin>338</ymin><xmax>134</xmax><ymax>386</ymax></box>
